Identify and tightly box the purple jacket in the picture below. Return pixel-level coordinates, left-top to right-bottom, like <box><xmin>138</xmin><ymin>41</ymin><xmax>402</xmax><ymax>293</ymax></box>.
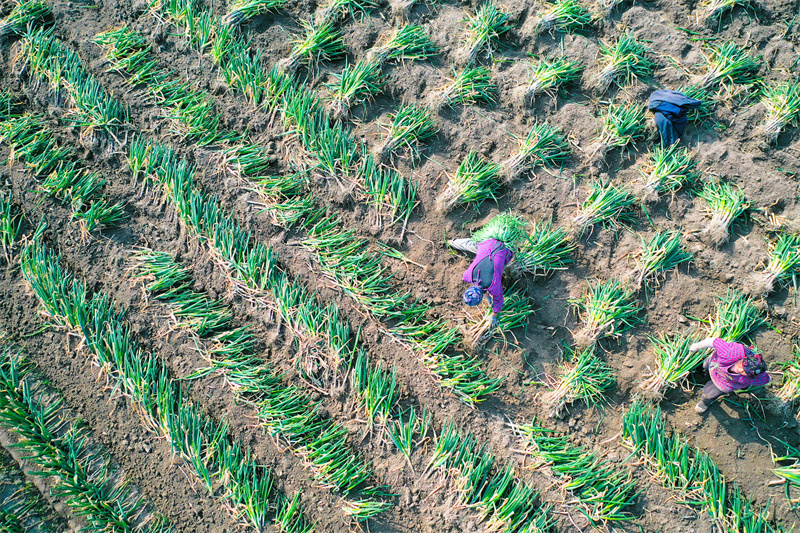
<box><xmin>709</xmin><ymin>338</ymin><xmax>771</xmax><ymax>393</ymax></box>
<box><xmin>462</xmin><ymin>239</ymin><xmax>513</xmax><ymax>313</ymax></box>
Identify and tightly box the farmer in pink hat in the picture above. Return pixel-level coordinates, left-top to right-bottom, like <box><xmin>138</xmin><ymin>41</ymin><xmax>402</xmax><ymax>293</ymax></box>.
<box><xmin>689</xmin><ymin>337</ymin><xmax>770</xmax><ymax>414</ymax></box>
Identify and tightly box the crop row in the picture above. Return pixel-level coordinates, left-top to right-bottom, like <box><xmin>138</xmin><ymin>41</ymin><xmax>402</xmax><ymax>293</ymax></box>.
<box><xmin>0</xmin><ymin>340</ymin><xmax>172</xmax><ymax>532</ymax></box>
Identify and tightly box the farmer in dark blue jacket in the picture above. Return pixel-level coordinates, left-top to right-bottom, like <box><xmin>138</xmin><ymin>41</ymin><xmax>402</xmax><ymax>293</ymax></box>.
<box><xmin>648</xmin><ymin>90</ymin><xmax>702</xmax><ymax>146</ymax></box>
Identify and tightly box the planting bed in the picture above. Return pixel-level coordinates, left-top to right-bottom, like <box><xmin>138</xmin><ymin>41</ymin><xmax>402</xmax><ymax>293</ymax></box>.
<box><xmin>1</xmin><ymin>0</ymin><xmax>800</xmax><ymax>531</ymax></box>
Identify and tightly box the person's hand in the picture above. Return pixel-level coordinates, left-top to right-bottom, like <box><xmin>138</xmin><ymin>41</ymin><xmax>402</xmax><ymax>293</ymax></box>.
<box><xmin>689</xmin><ymin>338</ymin><xmax>715</xmax><ymax>352</ymax></box>
<box><xmin>490</xmin><ymin>313</ymin><xmax>499</xmax><ymax>329</ymax></box>
<box><xmin>689</xmin><ymin>342</ymin><xmax>702</xmax><ymax>352</ymax></box>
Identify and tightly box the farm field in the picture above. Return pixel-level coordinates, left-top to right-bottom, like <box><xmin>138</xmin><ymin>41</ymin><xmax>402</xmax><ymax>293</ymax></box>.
<box><xmin>1</xmin><ymin>0</ymin><xmax>800</xmax><ymax>531</ymax></box>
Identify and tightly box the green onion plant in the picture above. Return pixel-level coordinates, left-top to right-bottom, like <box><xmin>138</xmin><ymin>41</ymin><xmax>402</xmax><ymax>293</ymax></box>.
<box><xmin>541</xmin><ymin>346</ymin><xmax>615</xmax><ymax>417</ymax></box>
<box><xmin>572</xmin><ymin>180</ymin><xmax>637</xmax><ymax>236</ymax></box>
<box><xmin>698</xmin><ymin>41</ymin><xmax>761</xmax><ymax>90</ymax></box>
<box><xmin>514</xmin><ymin>219</ymin><xmax>575</xmax><ymax>276</ymax></box>
<box><xmin>525</xmin><ymin>56</ymin><xmax>583</xmax><ymax>101</ymax></box>
<box><xmin>471</xmin><ymin>211</ymin><xmax>529</xmax><ymax>252</ymax></box>
<box><xmin>570</xmin><ymin>279</ymin><xmax>641</xmax><ymax>348</ymax></box>
<box><xmin>535</xmin><ymin>0</ymin><xmax>593</xmax><ymax>35</ymax></box>
<box><xmin>707</xmin><ymin>289</ymin><xmax>766</xmax><ymax>342</ymax></box>
<box><xmin>0</xmin><ymin>0</ymin><xmax>50</xmax><ymax>39</ymax></box>
<box><xmin>594</xmin><ymin>32</ymin><xmax>654</xmax><ymax>92</ymax></box>
<box><xmin>697</xmin><ymin>0</ymin><xmax>749</xmax><ymax>24</ymax></box>
<box><xmin>637</xmin><ymin>144</ymin><xmax>699</xmax><ymax>201</ymax></box>
<box><xmin>590</xmin><ymin>101</ymin><xmax>647</xmax><ymax>157</ymax></box>
<box><xmin>435</xmin><ymin>66</ymin><xmax>498</xmax><ymax>109</ymax></box>
<box><xmin>632</xmin><ymin>230</ymin><xmax>693</xmax><ymax>287</ymax></box>
<box><xmin>697</xmin><ymin>180</ymin><xmax>749</xmax><ymax>246</ymax></box>
<box><xmin>759</xmin><ymin>80</ymin><xmax>800</xmax><ymax>143</ymax></box>
<box><xmin>776</xmin><ymin>346</ymin><xmax>800</xmax><ymax>404</ymax></box>
<box><xmin>326</xmin><ymin>58</ymin><xmax>383</xmax><ymax>121</ymax></box>
<box><xmin>377</xmin><ymin>104</ymin><xmax>438</xmax><ymax>160</ymax></box>
<box><xmin>746</xmin><ymin>233</ymin><xmax>800</xmax><ymax>297</ymax></box>
<box><xmin>436</xmin><ymin>151</ymin><xmax>502</xmax><ymax>211</ymax></box>
<box><xmin>463</xmin><ymin>1</ymin><xmax>513</xmax><ymax>62</ymax></box>
<box><xmin>639</xmin><ymin>331</ymin><xmax>704</xmax><ymax>398</ymax></box>
<box><xmin>503</xmin><ymin>122</ymin><xmax>570</xmax><ymax>182</ymax></box>
<box><xmin>280</xmin><ymin>19</ymin><xmax>346</xmax><ymax>73</ymax></box>
<box><xmin>221</xmin><ymin>0</ymin><xmax>285</xmax><ymax>27</ymax></box>
<box><xmin>0</xmin><ymin>190</ymin><xmax>22</xmax><ymax>261</ymax></box>
<box><xmin>371</xmin><ymin>24</ymin><xmax>437</xmax><ymax>64</ymax></box>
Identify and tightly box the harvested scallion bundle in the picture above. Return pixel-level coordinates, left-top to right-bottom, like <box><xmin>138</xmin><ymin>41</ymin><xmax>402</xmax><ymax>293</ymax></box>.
<box><xmin>371</xmin><ymin>24</ymin><xmax>437</xmax><ymax>63</ymax></box>
<box><xmin>759</xmin><ymin>80</ymin><xmax>800</xmax><ymax>143</ymax></box>
<box><xmin>591</xmin><ymin>101</ymin><xmax>647</xmax><ymax>157</ymax></box>
<box><xmin>317</xmin><ymin>0</ymin><xmax>376</xmax><ymax>25</ymax></box>
<box><xmin>697</xmin><ymin>41</ymin><xmax>761</xmax><ymax>90</ymax></box>
<box><xmin>594</xmin><ymin>32</ymin><xmax>654</xmax><ymax>92</ymax></box>
<box><xmin>776</xmin><ymin>346</ymin><xmax>800</xmax><ymax>404</ymax></box>
<box><xmin>639</xmin><ymin>331</ymin><xmax>704</xmax><ymax>398</ymax></box>
<box><xmin>463</xmin><ymin>1</ymin><xmax>513</xmax><ymax>62</ymax></box>
<box><xmin>525</xmin><ymin>56</ymin><xmax>583</xmax><ymax>101</ymax></box>
<box><xmin>572</xmin><ymin>180</ymin><xmax>637</xmax><ymax>236</ymax></box>
<box><xmin>280</xmin><ymin>19</ymin><xmax>346</xmax><ymax>73</ymax></box>
<box><xmin>697</xmin><ymin>180</ymin><xmax>749</xmax><ymax>246</ymax></box>
<box><xmin>465</xmin><ymin>284</ymin><xmax>534</xmax><ymax>347</ymax></box>
<box><xmin>535</xmin><ymin>0</ymin><xmax>593</xmax><ymax>35</ymax></box>
<box><xmin>542</xmin><ymin>346</ymin><xmax>615</xmax><ymax>417</ymax></box>
<box><xmin>221</xmin><ymin>0</ymin><xmax>285</xmax><ymax>27</ymax></box>
<box><xmin>435</xmin><ymin>66</ymin><xmax>497</xmax><ymax>109</ymax></box>
<box><xmin>436</xmin><ymin>151</ymin><xmax>502</xmax><ymax>211</ymax></box>
<box><xmin>745</xmin><ymin>233</ymin><xmax>800</xmax><ymax>297</ymax></box>
<box><xmin>471</xmin><ymin>211</ymin><xmax>529</xmax><ymax>251</ymax></box>
<box><xmin>707</xmin><ymin>289</ymin><xmax>765</xmax><ymax>342</ymax></box>
<box><xmin>697</xmin><ymin>0</ymin><xmax>748</xmax><ymax>24</ymax></box>
<box><xmin>632</xmin><ymin>230</ymin><xmax>692</xmax><ymax>287</ymax></box>
<box><xmin>0</xmin><ymin>190</ymin><xmax>21</xmax><ymax>261</ymax></box>
<box><xmin>637</xmin><ymin>144</ymin><xmax>699</xmax><ymax>201</ymax></box>
<box><xmin>514</xmin><ymin>219</ymin><xmax>574</xmax><ymax>275</ymax></box>
<box><xmin>503</xmin><ymin>122</ymin><xmax>570</xmax><ymax>182</ymax></box>
<box><xmin>326</xmin><ymin>58</ymin><xmax>383</xmax><ymax>121</ymax></box>
<box><xmin>377</xmin><ymin>104</ymin><xmax>438</xmax><ymax>159</ymax></box>
<box><xmin>571</xmin><ymin>278</ymin><xmax>641</xmax><ymax>348</ymax></box>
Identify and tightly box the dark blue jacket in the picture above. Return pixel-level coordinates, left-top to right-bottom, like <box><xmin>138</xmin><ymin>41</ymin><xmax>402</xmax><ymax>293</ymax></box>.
<box><xmin>648</xmin><ymin>90</ymin><xmax>702</xmax><ymax>146</ymax></box>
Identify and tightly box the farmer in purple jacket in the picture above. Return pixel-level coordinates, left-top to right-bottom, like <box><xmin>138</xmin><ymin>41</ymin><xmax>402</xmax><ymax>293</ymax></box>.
<box><xmin>689</xmin><ymin>337</ymin><xmax>770</xmax><ymax>414</ymax></box>
<box><xmin>449</xmin><ymin>237</ymin><xmax>513</xmax><ymax>330</ymax></box>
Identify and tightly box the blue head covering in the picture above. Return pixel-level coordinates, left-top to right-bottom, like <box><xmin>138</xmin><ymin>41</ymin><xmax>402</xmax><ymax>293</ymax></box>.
<box><xmin>463</xmin><ymin>285</ymin><xmax>483</xmax><ymax>306</ymax></box>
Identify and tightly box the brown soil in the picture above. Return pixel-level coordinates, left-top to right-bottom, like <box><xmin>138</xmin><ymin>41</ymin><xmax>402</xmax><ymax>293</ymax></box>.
<box><xmin>1</xmin><ymin>0</ymin><xmax>800</xmax><ymax>532</ymax></box>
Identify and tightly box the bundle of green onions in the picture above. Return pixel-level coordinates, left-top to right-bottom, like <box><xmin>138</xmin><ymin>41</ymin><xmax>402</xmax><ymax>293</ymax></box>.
<box><xmin>594</xmin><ymin>32</ymin><xmax>654</xmax><ymax>92</ymax></box>
<box><xmin>775</xmin><ymin>346</ymin><xmax>800</xmax><ymax>404</ymax></box>
<box><xmin>502</xmin><ymin>122</ymin><xmax>570</xmax><ymax>182</ymax></box>
<box><xmin>707</xmin><ymin>289</ymin><xmax>766</xmax><ymax>342</ymax></box>
<box><xmin>639</xmin><ymin>331</ymin><xmax>704</xmax><ymax>398</ymax></box>
<box><xmin>463</xmin><ymin>1</ymin><xmax>513</xmax><ymax>62</ymax></box>
<box><xmin>542</xmin><ymin>346</ymin><xmax>615</xmax><ymax>417</ymax></box>
<box><xmin>632</xmin><ymin>230</ymin><xmax>693</xmax><ymax>287</ymax></box>
<box><xmin>535</xmin><ymin>0</ymin><xmax>593</xmax><ymax>35</ymax></box>
<box><xmin>697</xmin><ymin>41</ymin><xmax>761</xmax><ymax>90</ymax></box>
<box><xmin>316</xmin><ymin>0</ymin><xmax>376</xmax><ymax>26</ymax></box>
<box><xmin>745</xmin><ymin>233</ymin><xmax>800</xmax><ymax>297</ymax></box>
<box><xmin>0</xmin><ymin>0</ymin><xmax>50</xmax><ymax>39</ymax></box>
<box><xmin>371</xmin><ymin>24</ymin><xmax>437</xmax><ymax>64</ymax></box>
<box><xmin>637</xmin><ymin>144</ymin><xmax>699</xmax><ymax>201</ymax></box>
<box><xmin>279</xmin><ymin>19</ymin><xmax>346</xmax><ymax>74</ymax></box>
<box><xmin>435</xmin><ymin>66</ymin><xmax>497</xmax><ymax>109</ymax></box>
<box><xmin>326</xmin><ymin>58</ymin><xmax>383</xmax><ymax>121</ymax></box>
<box><xmin>759</xmin><ymin>80</ymin><xmax>800</xmax><ymax>144</ymax></box>
<box><xmin>590</xmin><ymin>101</ymin><xmax>647</xmax><ymax>157</ymax></box>
<box><xmin>572</xmin><ymin>180</ymin><xmax>637</xmax><ymax>236</ymax></box>
<box><xmin>571</xmin><ymin>278</ymin><xmax>641</xmax><ymax>348</ymax></box>
<box><xmin>697</xmin><ymin>180</ymin><xmax>749</xmax><ymax>246</ymax></box>
<box><xmin>377</xmin><ymin>103</ymin><xmax>438</xmax><ymax>160</ymax></box>
<box><xmin>525</xmin><ymin>56</ymin><xmax>583</xmax><ymax>101</ymax></box>
<box><xmin>436</xmin><ymin>151</ymin><xmax>502</xmax><ymax>212</ymax></box>
<box><xmin>465</xmin><ymin>284</ymin><xmax>534</xmax><ymax>347</ymax></box>
<box><xmin>697</xmin><ymin>0</ymin><xmax>748</xmax><ymax>24</ymax></box>
<box><xmin>471</xmin><ymin>211</ymin><xmax>529</xmax><ymax>251</ymax></box>
<box><xmin>514</xmin><ymin>219</ymin><xmax>575</xmax><ymax>276</ymax></box>
<box><xmin>221</xmin><ymin>0</ymin><xmax>285</xmax><ymax>27</ymax></box>
<box><xmin>516</xmin><ymin>419</ymin><xmax>638</xmax><ymax>523</ymax></box>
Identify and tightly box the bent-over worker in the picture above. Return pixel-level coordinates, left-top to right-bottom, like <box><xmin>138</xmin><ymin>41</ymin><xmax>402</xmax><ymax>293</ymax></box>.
<box><xmin>689</xmin><ymin>337</ymin><xmax>770</xmax><ymax>414</ymax></box>
<box><xmin>449</xmin><ymin>237</ymin><xmax>513</xmax><ymax>330</ymax></box>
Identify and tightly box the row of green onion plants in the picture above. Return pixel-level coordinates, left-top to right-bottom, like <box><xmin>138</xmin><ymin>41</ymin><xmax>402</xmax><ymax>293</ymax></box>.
<box><xmin>0</xmin><ymin>342</ymin><xmax>173</xmax><ymax>533</ymax></box>
<box><xmin>514</xmin><ymin>418</ymin><xmax>639</xmax><ymax>525</ymax></box>
<box><xmin>0</xmin><ymin>425</ymin><xmax>64</xmax><ymax>532</ymax></box>
<box><xmin>0</xmin><ymin>0</ymin><xmax>50</xmax><ymax>40</ymax></box>
<box><xmin>150</xmin><ymin>0</ymin><xmax>419</xmax><ymax>229</ymax></box>
<box><xmin>0</xmin><ymin>95</ymin><xmax>125</xmax><ymax>234</ymax></box>
<box><xmin>427</xmin><ymin>421</ymin><xmax>554</xmax><ymax>532</ymax></box>
<box><xmin>134</xmin><ymin>248</ymin><xmax>393</xmax><ymax>519</ymax></box>
<box><xmin>19</xmin><ymin>234</ymin><xmax>312</xmax><ymax>532</ymax></box>
<box><xmin>623</xmin><ymin>400</ymin><xmax>780</xmax><ymax>532</ymax></box>
<box><xmin>0</xmin><ymin>189</ymin><xmax>22</xmax><ymax>262</ymax></box>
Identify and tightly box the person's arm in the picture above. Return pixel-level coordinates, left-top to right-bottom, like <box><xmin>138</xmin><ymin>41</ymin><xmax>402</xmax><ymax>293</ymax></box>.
<box><xmin>487</xmin><ymin>248</ymin><xmax>511</xmax><ymax>315</ymax></box>
<box><xmin>689</xmin><ymin>337</ymin><xmax>716</xmax><ymax>352</ymax></box>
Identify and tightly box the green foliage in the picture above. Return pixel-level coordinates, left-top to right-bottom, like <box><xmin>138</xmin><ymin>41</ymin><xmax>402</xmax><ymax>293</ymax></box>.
<box><xmin>0</xmin><ymin>0</ymin><xmax>50</xmax><ymax>38</ymax></box>
<box><xmin>536</xmin><ymin>0</ymin><xmax>593</xmax><ymax>35</ymax></box>
<box><xmin>697</xmin><ymin>180</ymin><xmax>749</xmax><ymax>246</ymax></box>
<box><xmin>0</xmin><ymin>190</ymin><xmax>22</xmax><ymax>261</ymax></box>
<box><xmin>471</xmin><ymin>211</ymin><xmax>529</xmax><ymax>252</ymax></box>
<box><xmin>633</xmin><ymin>230</ymin><xmax>693</xmax><ymax>287</ymax></box>
<box><xmin>571</xmin><ymin>279</ymin><xmax>641</xmax><ymax>347</ymax></box>
<box><xmin>326</xmin><ymin>58</ymin><xmax>383</xmax><ymax>120</ymax></box>
<box><xmin>592</xmin><ymin>101</ymin><xmax>647</xmax><ymax>156</ymax></box>
<box><xmin>707</xmin><ymin>289</ymin><xmax>766</xmax><ymax>342</ymax></box>
<box><xmin>504</xmin><ymin>122</ymin><xmax>570</xmax><ymax>181</ymax></box>
<box><xmin>373</xmin><ymin>24</ymin><xmax>437</xmax><ymax>63</ymax></box>
<box><xmin>640</xmin><ymin>331</ymin><xmax>705</xmax><ymax>397</ymax></box>
<box><xmin>595</xmin><ymin>32</ymin><xmax>654</xmax><ymax>92</ymax></box>
<box><xmin>699</xmin><ymin>42</ymin><xmax>762</xmax><ymax>90</ymax></box>
<box><xmin>639</xmin><ymin>144</ymin><xmax>699</xmax><ymax>198</ymax></box>
<box><xmin>463</xmin><ymin>1</ymin><xmax>513</xmax><ymax>62</ymax></box>
<box><xmin>573</xmin><ymin>180</ymin><xmax>637</xmax><ymax>235</ymax></box>
<box><xmin>542</xmin><ymin>346</ymin><xmax>615</xmax><ymax>417</ymax></box>
<box><xmin>776</xmin><ymin>346</ymin><xmax>800</xmax><ymax>404</ymax></box>
<box><xmin>515</xmin><ymin>219</ymin><xmax>575</xmax><ymax>275</ymax></box>
<box><xmin>438</xmin><ymin>66</ymin><xmax>498</xmax><ymax>108</ymax></box>
<box><xmin>526</xmin><ymin>56</ymin><xmax>583</xmax><ymax>99</ymax></box>
<box><xmin>378</xmin><ymin>104</ymin><xmax>438</xmax><ymax>158</ymax></box>
<box><xmin>760</xmin><ymin>80</ymin><xmax>800</xmax><ymax>143</ymax></box>
<box><xmin>221</xmin><ymin>0</ymin><xmax>285</xmax><ymax>26</ymax></box>
<box><xmin>436</xmin><ymin>151</ymin><xmax>502</xmax><ymax>211</ymax></box>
